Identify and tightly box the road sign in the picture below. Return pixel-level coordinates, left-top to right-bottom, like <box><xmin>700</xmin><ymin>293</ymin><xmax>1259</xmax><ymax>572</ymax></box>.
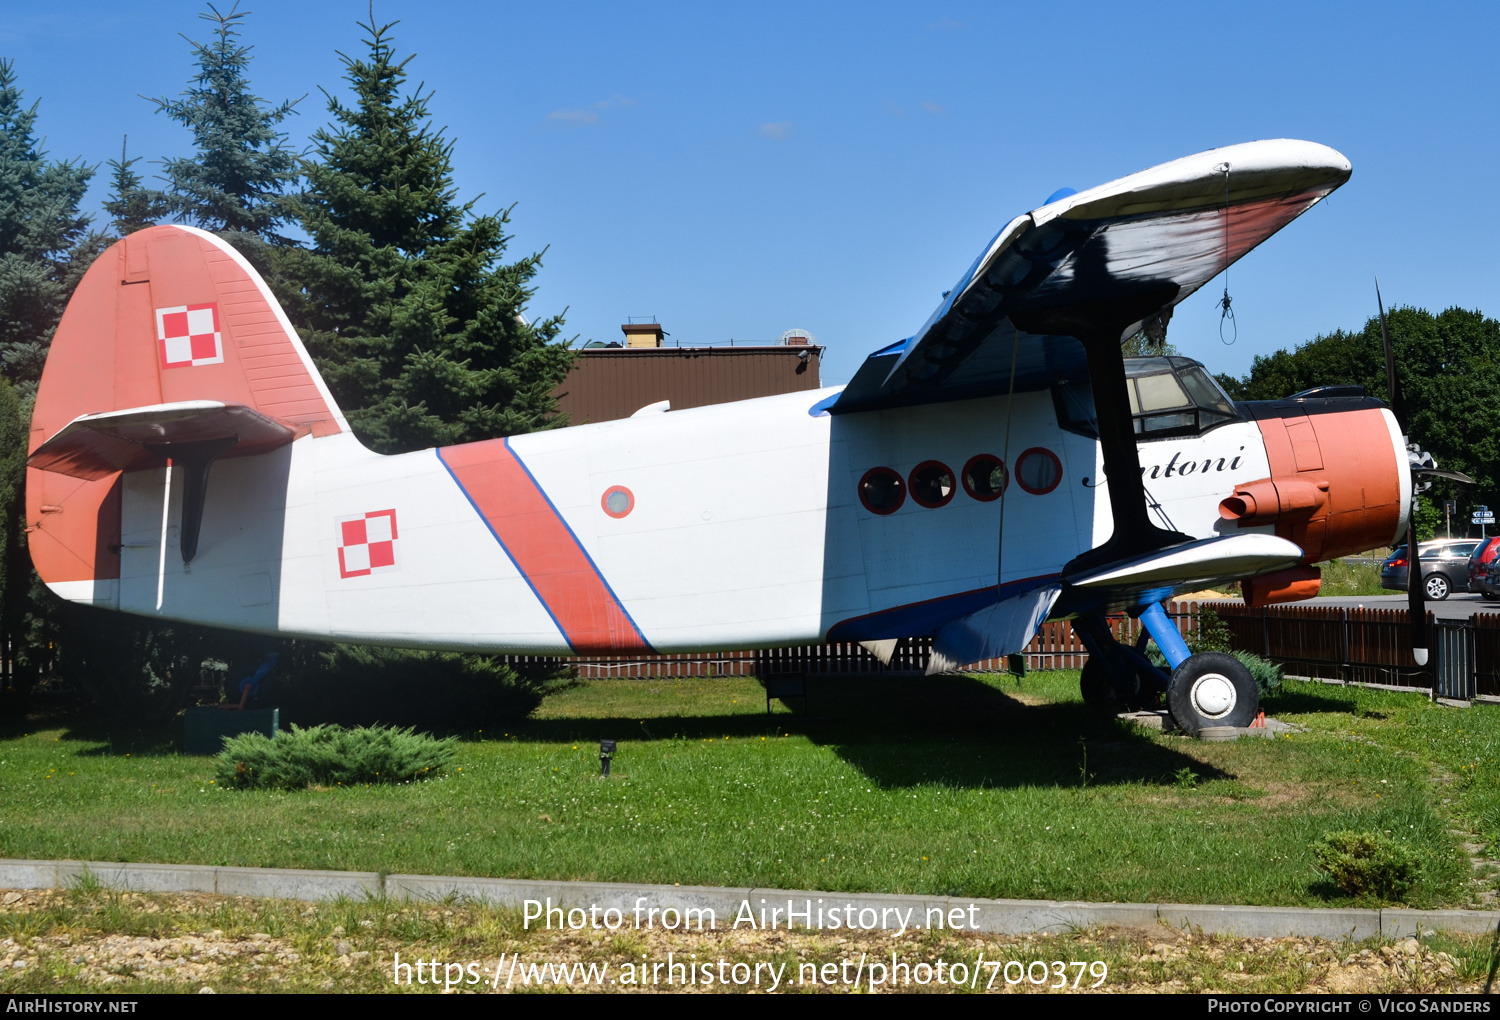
<box><xmin>1475</xmin><ymin>515</ymin><xmax>1496</xmax><ymax>523</ymax></box>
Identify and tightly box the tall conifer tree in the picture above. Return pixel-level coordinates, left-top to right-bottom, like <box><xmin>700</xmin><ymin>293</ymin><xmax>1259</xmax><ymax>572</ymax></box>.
<box><xmin>102</xmin><ymin>138</ymin><xmax>171</xmax><ymax>236</ymax></box>
<box><xmin>276</xmin><ymin>15</ymin><xmax>575</xmax><ymax>453</ymax></box>
<box><xmin>149</xmin><ymin>3</ymin><xmax>299</xmax><ymax>239</ymax></box>
<box><xmin>0</xmin><ymin>61</ymin><xmax>108</xmax><ymax>712</ymax></box>
<box><xmin>0</xmin><ymin>59</ymin><xmax>102</xmax><ymax>388</ymax></box>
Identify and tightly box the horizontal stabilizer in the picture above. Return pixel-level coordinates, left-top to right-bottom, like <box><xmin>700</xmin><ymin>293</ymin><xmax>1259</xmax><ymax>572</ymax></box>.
<box><xmin>27</xmin><ymin>401</ymin><xmax>299</xmax><ymax>480</ymax></box>
<box><xmin>1067</xmin><ymin>533</ymin><xmax>1303</xmax><ymax>591</ymax></box>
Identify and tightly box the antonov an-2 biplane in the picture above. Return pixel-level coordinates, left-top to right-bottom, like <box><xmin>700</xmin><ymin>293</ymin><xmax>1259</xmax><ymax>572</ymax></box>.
<box><xmin>25</xmin><ymin>139</ymin><xmax>1455</xmax><ymax>735</ymax></box>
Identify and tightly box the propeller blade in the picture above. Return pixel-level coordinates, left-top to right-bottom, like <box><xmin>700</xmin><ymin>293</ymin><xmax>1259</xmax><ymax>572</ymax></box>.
<box><xmin>1414</xmin><ymin>467</ymin><xmax>1477</xmax><ymax>485</ymax></box>
<box><xmin>1408</xmin><ymin>522</ymin><xmax>1428</xmax><ymax>667</ymax></box>
<box><xmin>1379</xmin><ymin>279</ymin><xmax>1427</xmax><ymax>664</ymax></box>
<box><xmin>1376</xmin><ymin>279</ymin><xmax>1409</xmax><ymax>432</ymax></box>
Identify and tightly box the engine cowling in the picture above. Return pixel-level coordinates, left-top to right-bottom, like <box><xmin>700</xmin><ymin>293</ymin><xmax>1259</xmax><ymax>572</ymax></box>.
<box><xmin>1222</xmin><ymin>402</ymin><xmax>1408</xmax><ymax>564</ymax></box>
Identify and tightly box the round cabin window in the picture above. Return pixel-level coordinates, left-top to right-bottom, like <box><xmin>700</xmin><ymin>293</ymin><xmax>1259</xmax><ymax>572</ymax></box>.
<box><xmin>1014</xmin><ymin>448</ymin><xmax>1062</xmax><ymax>495</ymax></box>
<box><xmin>908</xmin><ymin>461</ymin><xmax>956</xmax><ymax>508</ymax></box>
<box><xmin>961</xmin><ymin>454</ymin><xmax>1008</xmax><ymax>502</ymax></box>
<box><xmin>601</xmin><ymin>485</ymin><xmax>635</xmax><ymax>518</ymax></box>
<box><xmin>858</xmin><ymin>467</ymin><xmax>905</xmax><ymax>515</ymax></box>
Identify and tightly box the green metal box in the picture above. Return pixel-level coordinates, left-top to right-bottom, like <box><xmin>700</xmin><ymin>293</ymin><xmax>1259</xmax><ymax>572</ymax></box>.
<box><xmin>183</xmin><ymin>707</ymin><xmax>278</xmax><ymax>755</ymax></box>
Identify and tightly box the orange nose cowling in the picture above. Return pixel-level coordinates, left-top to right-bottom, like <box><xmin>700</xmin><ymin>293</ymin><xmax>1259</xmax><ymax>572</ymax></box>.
<box><xmin>1242</xmin><ymin>565</ymin><xmax>1322</xmax><ymax>607</ymax></box>
<box><xmin>1219</xmin><ymin>407</ymin><xmax>1403</xmax><ymax>564</ymax></box>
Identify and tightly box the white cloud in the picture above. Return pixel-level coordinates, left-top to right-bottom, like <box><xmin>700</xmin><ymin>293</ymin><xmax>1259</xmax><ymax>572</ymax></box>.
<box><xmin>759</xmin><ymin>121</ymin><xmax>792</xmax><ymax>140</ymax></box>
<box><xmin>549</xmin><ymin>108</ymin><xmax>600</xmax><ymax>125</ymax></box>
<box><xmin>546</xmin><ymin>94</ymin><xmax>637</xmax><ymax>127</ymax></box>
<box><xmin>920</xmin><ymin>101</ymin><xmax>946</xmax><ymax>116</ymax></box>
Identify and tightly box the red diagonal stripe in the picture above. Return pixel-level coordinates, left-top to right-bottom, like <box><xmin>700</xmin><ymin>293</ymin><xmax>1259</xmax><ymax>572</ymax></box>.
<box><xmin>438</xmin><ymin>439</ymin><xmax>650</xmax><ymax>654</ymax></box>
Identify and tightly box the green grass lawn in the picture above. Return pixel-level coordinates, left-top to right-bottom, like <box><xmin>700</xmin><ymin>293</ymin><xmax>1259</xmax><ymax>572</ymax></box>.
<box><xmin>0</xmin><ymin>672</ymin><xmax>1495</xmax><ymax>909</ymax></box>
<box><xmin>1317</xmin><ymin>553</ymin><xmax>1390</xmax><ymax>597</ymax></box>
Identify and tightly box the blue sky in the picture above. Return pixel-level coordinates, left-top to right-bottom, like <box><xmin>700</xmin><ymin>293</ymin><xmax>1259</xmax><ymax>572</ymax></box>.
<box><xmin>4</xmin><ymin>2</ymin><xmax>1497</xmax><ymax>385</ymax></box>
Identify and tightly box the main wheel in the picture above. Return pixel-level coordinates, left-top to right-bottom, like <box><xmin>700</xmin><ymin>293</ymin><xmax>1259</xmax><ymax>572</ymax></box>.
<box><xmin>1423</xmin><ymin>573</ymin><xmax>1451</xmax><ymax>601</ymax></box>
<box><xmin>1167</xmin><ymin>652</ymin><xmax>1258</xmax><ymax>736</ymax></box>
<box><xmin>1080</xmin><ymin>656</ymin><xmax>1139</xmax><ymax>710</ymax></box>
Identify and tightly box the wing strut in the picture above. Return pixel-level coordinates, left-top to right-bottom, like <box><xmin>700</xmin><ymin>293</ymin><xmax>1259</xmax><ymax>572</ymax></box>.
<box><xmin>1013</xmin><ymin>287</ymin><xmax>1192</xmax><ymax>578</ymax></box>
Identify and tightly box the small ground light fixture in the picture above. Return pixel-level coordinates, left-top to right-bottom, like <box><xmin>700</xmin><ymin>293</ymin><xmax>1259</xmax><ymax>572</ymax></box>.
<box><xmin>600</xmin><ymin>739</ymin><xmax>616</xmax><ymax>777</ymax></box>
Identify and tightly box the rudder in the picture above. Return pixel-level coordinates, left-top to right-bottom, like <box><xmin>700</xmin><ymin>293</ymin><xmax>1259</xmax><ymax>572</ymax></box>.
<box><xmin>27</xmin><ymin>224</ymin><xmax>347</xmax><ymax>593</ymax></box>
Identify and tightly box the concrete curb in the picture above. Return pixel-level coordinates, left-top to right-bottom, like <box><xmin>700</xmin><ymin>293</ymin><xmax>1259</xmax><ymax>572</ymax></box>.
<box><xmin>1</xmin><ymin>858</ymin><xmax>1495</xmax><ymax>939</ymax></box>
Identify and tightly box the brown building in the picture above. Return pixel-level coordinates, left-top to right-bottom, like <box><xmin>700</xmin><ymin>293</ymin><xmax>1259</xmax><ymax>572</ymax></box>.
<box><xmin>551</xmin><ymin>324</ymin><xmax>824</xmax><ymax>425</ymax></box>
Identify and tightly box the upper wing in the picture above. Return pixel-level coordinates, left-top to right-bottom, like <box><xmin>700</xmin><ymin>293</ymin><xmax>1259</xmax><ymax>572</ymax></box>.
<box><xmin>829</xmin><ymin>139</ymin><xmax>1351</xmax><ymax>415</ymax></box>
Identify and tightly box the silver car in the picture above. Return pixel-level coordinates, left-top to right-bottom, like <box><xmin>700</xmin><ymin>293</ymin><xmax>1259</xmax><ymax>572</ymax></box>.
<box><xmin>1380</xmin><ymin>538</ymin><xmax>1481</xmax><ymax>601</ymax></box>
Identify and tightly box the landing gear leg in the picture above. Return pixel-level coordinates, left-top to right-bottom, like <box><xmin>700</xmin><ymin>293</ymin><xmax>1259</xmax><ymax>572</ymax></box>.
<box><xmin>1072</xmin><ymin>615</ymin><xmax>1169</xmax><ymax>711</ymax></box>
<box><xmin>1136</xmin><ymin>601</ymin><xmax>1260</xmax><ymax>735</ymax></box>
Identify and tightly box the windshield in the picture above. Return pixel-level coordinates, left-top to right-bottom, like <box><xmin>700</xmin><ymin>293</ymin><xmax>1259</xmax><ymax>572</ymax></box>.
<box><xmin>1054</xmin><ymin>357</ymin><xmax>1243</xmax><ymax>440</ymax></box>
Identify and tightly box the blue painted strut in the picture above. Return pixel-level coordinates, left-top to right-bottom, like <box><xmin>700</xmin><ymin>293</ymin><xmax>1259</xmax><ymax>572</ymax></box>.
<box><xmin>1139</xmin><ymin>602</ymin><xmax>1191</xmax><ymax>669</ymax></box>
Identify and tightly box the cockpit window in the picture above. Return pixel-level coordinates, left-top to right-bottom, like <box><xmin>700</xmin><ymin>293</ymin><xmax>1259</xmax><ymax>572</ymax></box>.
<box><xmin>1053</xmin><ymin>356</ymin><xmax>1240</xmax><ymax>440</ymax></box>
<box><xmin>1178</xmin><ymin>364</ymin><xmax>1237</xmax><ymax>417</ymax></box>
<box><xmin>1131</xmin><ymin>372</ymin><xmax>1189</xmax><ymax>414</ymax></box>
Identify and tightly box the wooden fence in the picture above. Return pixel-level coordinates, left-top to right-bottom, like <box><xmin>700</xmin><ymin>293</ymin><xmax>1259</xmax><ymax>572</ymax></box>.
<box><xmin>510</xmin><ymin>602</ymin><xmax>1205</xmax><ymax>679</ymax></box>
<box><xmin>513</xmin><ymin>599</ymin><xmax>1499</xmax><ymax>702</ymax></box>
<box><xmin>1214</xmin><ymin>602</ymin><xmax>1500</xmax><ymax>701</ymax></box>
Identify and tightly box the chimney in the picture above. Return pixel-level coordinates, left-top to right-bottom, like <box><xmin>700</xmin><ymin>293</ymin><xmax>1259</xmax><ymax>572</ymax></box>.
<box><xmin>621</xmin><ymin>322</ymin><xmax>664</xmax><ymax>348</ymax></box>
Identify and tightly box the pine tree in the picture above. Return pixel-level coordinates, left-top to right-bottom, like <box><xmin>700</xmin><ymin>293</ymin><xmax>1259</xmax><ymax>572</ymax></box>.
<box><xmin>102</xmin><ymin>138</ymin><xmax>171</xmax><ymax>236</ymax></box>
<box><xmin>149</xmin><ymin>3</ymin><xmax>300</xmax><ymax>239</ymax></box>
<box><xmin>274</xmin><ymin>15</ymin><xmax>575</xmax><ymax>454</ymax></box>
<box><xmin>0</xmin><ymin>59</ymin><xmax>103</xmax><ymax>388</ymax></box>
<box><xmin>0</xmin><ymin>62</ymin><xmax>109</xmax><ymax>715</ymax></box>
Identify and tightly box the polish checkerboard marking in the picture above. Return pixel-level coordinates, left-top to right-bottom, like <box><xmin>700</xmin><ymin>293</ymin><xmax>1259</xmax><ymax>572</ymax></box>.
<box><xmin>155</xmin><ymin>303</ymin><xmax>224</xmax><ymax>368</ymax></box>
<box><xmin>337</xmin><ymin>509</ymin><xmax>399</xmax><ymax>578</ymax></box>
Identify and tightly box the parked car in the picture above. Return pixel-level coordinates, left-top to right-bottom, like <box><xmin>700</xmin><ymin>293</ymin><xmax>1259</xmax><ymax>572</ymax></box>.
<box><xmin>1469</xmin><ymin>536</ymin><xmax>1500</xmax><ymax>594</ymax></box>
<box><xmin>1380</xmin><ymin>538</ymin><xmax>1481</xmax><ymax>601</ymax></box>
<box><xmin>1482</xmin><ymin>557</ymin><xmax>1500</xmax><ymax>600</ymax></box>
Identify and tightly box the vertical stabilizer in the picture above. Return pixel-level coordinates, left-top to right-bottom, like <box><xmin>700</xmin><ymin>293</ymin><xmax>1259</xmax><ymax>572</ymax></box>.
<box><xmin>27</xmin><ymin>225</ymin><xmax>347</xmax><ymax>596</ymax></box>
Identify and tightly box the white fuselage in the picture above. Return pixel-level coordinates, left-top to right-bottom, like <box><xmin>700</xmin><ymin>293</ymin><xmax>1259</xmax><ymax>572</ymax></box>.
<box><xmin>94</xmin><ymin>386</ymin><xmax>1275</xmax><ymax>654</ymax></box>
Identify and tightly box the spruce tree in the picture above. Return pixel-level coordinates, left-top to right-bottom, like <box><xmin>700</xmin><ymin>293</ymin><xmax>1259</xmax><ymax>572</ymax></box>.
<box><xmin>0</xmin><ymin>62</ymin><xmax>108</xmax><ymax>714</ymax></box>
<box><xmin>149</xmin><ymin>3</ymin><xmax>299</xmax><ymax>239</ymax></box>
<box><xmin>102</xmin><ymin>138</ymin><xmax>171</xmax><ymax>236</ymax></box>
<box><xmin>275</xmin><ymin>15</ymin><xmax>575</xmax><ymax>454</ymax></box>
<box><xmin>0</xmin><ymin>59</ymin><xmax>102</xmax><ymax>388</ymax></box>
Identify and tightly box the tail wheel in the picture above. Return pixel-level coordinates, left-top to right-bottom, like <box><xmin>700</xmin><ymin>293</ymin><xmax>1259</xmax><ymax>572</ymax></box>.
<box><xmin>1423</xmin><ymin>573</ymin><xmax>1450</xmax><ymax>601</ymax></box>
<box><xmin>1167</xmin><ymin>652</ymin><xmax>1259</xmax><ymax>736</ymax></box>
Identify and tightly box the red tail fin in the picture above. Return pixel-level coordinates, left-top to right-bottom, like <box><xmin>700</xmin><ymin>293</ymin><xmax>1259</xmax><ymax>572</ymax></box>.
<box><xmin>27</xmin><ymin>224</ymin><xmax>345</xmax><ymax>587</ymax></box>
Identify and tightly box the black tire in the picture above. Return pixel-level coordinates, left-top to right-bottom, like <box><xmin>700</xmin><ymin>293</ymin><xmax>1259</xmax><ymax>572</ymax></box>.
<box><xmin>1167</xmin><ymin>652</ymin><xmax>1259</xmax><ymax>736</ymax></box>
<box><xmin>1423</xmin><ymin>573</ymin><xmax>1451</xmax><ymax>601</ymax></box>
<box><xmin>1080</xmin><ymin>657</ymin><xmax>1138</xmax><ymax>710</ymax></box>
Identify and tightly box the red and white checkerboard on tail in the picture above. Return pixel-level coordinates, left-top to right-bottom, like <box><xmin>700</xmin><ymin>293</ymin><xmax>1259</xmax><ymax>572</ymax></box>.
<box><xmin>337</xmin><ymin>509</ymin><xmax>399</xmax><ymax>578</ymax></box>
<box><xmin>155</xmin><ymin>302</ymin><xmax>224</xmax><ymax>368</ymax></box>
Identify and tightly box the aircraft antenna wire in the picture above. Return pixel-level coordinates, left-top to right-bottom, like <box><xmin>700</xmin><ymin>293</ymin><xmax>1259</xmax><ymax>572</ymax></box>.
<box><xmin>1216</xmin><ymin>161</ymin><xmax>1236</xmax><ymax>345</ymax></box>
<box><xmin>996</xmin><ymin>326</ymin><xmax>1022</xmax><ymax>589</ymax></box>
<box><xmin>1142</xmin><ymin>481</ymin><xmax>1178</xmax><ymax>532</ymax></box>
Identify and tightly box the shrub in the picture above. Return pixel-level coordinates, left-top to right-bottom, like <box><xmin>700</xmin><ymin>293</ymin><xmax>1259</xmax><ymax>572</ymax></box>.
<box><xmin>215</xmin><ymin>723</ymin><xmax>457</xmax><ymax>790</ymax></box>
<box><xmin>274</xmin><ymin>645</ymin><xmax>573</xmax><ymax>730</ymax></box>
<box><xmin>1233</xmin><ymin>651</ymin><xmax>1283</xmax><ymax>695</ymax></box>
<box><xmin>1192</xmin><ymin>607</ymin><xmax>1234</xmax><ymax>653</ymax></box>
<box><xmin>1310</xmin><ymin>830</ymin><xmax>1421</xmax><ymax>900</ymax></box>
